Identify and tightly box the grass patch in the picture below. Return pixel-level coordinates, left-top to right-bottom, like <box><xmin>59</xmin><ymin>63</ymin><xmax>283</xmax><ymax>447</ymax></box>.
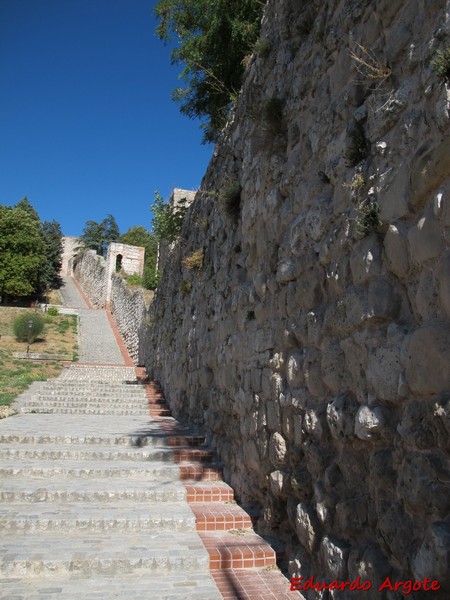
<box><xmin>0</xmin><ymin>307</ymin><xmax>78</xmax><ymax>408</ymax></box>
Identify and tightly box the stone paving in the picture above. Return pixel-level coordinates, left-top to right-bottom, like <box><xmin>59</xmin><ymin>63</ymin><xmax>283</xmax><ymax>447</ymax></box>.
<box><xmin>59</xmin><ymin>276</ymin><xmax>126</xmax><ymax>365</ymax></box>
<box><xmin>0</xmin><ymin>368</ymin><xmax>223</xmax><ymax>600</ymax></box>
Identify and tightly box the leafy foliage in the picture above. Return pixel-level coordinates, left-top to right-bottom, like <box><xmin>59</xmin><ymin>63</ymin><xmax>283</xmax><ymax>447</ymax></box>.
<box><xmin>151</xmin><ymin>192</ymin><xmax>188</xmax><ymax>243</ymax></box>
<box><xmin>431</xmin><ymin>47</ymin><xmax>450</xmax><ymax>82</ymax></box>
<box><xmin>119</xmin><ymin>225</ymin><xmax>158</xmax><ymax>290</ymax></box>
<box><xmin>80</xmin><ymin>214</ymin><xmax>120</xmax><ymax>256</ymax></box>
<box><xmin>154</xmin><ymin>0</ymin><xmax>265</xmax><ymax>142</ymax></box>
<box><xmin>38</xmin><ymin>220</ymin><xmax>63</xmax><ymax>291</ymax></box>
<box><xmin>13</xmin><ymin>312</ymin><xmax>45</xmax><ymax>343</ymax></box>
<box><xmin>0</xmin><ymin>205</ymin><xmax>47</xmax><ymax>298</ymax></box>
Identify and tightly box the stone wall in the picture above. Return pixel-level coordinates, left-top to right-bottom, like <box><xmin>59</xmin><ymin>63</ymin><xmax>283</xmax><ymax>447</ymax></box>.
<box><xmin>73</xmin><ymin>250</ymin><xmax>106</xmax><ymax>309</ymax></box>
<box><xmin>145</xmin><ymin>0</ymin><xmax>450</xmax><ymax>595</ymax></box>
<box><xmin>109</xmin><ymin>273</ymin><xmax>146</xmax><ymax>364</ymax></box>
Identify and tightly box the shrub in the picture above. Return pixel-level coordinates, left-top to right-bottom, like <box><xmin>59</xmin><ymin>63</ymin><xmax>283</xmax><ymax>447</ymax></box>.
<box><xmin>182</xmin><ymin>249</ymin><xmax>204</xmax><ymax>271</ymax></box>
<box><xmin>431</xmin><ymin>47</ymin><xmax>450</xmax><ymax>82</ymax></box>
<box><xmin>125</xmin><ymin>274</ymin><xmax>143</xmax><ymax>287</ymax></box>
<box><xmin>355</xmin><ymin>202</ymin><xmax>382</xmax><ymax>237</ymax></box>
<box><xmin>47</xmin><ymin>307</ymin><xmax>59</xmax><ymax>316</ymax></box>
<box><xmin>13</xmin><ymin>313</ymin><xmax>45</xmax><ymax>343</ymax></box>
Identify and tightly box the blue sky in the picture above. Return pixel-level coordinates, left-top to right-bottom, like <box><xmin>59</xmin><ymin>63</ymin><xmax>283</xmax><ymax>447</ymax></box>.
<box><xmin>0</xmin><ymin>0</ymin><xmax>213</xmax><ymax>236</ymax></box>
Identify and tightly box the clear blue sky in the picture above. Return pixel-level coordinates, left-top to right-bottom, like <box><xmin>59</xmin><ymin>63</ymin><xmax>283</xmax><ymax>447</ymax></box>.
<box><xmin>0</xmin><ymin>0</ymin><xmax>213</xmax><ymax>236</ymax></box>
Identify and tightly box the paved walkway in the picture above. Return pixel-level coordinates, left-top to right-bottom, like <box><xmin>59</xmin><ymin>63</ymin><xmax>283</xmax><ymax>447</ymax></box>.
<box><xmin>60</xmin><ymin>276</ymin><xmax>126</xmax><ymax>365</ymax></box>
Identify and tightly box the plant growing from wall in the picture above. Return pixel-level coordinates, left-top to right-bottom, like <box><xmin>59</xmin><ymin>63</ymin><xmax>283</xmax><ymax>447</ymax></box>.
<box><xmin>354</xmin><ymin>201</ymin><xmax>382</xmax><ymax>238</ymax></box>
<box><xmin>345</xmin><ymin>123</ymin><xmax>370</xmax><ymax>167</ymax></box>
<box><xmin>350</xmin><ymin>42</ymin><xmax>391</xmax><ymax>88</ymax></box>
<box><xmin>182</xmin><ymin>249</ymin><xmax>204</xmax><ymax>271</ymax></box>
<box><xmin>180</xmin><ymin>280</ymin><xmax>193</xmax><ymax>295</ymax></box>
<box><xmin>431</xmin><ymin>47</ymin><xmax>450</xmax><ymax>83</ymax></box>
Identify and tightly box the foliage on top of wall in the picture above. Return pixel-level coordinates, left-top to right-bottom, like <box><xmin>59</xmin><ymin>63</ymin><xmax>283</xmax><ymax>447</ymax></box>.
<box><xmin>151</xmin><ymin>192</ymin><xmax>188</xmax><ymax>243</ymax></box>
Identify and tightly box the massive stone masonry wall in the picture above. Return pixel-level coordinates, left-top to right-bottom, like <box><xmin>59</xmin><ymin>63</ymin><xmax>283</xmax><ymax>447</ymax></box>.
<box><xmin>146</xmin><ymin>0</ymin><xmax>450</xmax><ymax>596</ymax></box>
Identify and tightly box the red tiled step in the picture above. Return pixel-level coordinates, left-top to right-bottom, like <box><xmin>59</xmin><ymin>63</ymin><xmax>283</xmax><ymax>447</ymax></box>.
<box><xmin>146</xmin><ymin>395</ymin><xmax>166</xmax><ymax>404</ymax></box>
<box><xmin>199</xmin><ymin>530</ymin><xmax>276</xmax><ymax>570</ymax></box>
<box><xmin>172</xmin><ymin>448</ymin><xmax>214</xmax><ymax>464</ymax></box>
<box><xmin>186</xmin><ymin>481</ymin><xmax>235</xmax><ymax>503</ymax></box>
<box><xmin>191</xmin><ymin>503</ymin><xmax>253</xmax><ymax>531</ymax></box>
<box><xmin>212</xmin><ymin>568</ymin><xmax>303</xmax><ymax>600</ymax></box>
<box><xmin>179</xmin><ymin>464</ymin><xmax>223</xmax><ymax>481</ymax></box>
<box><xmin>149</xmin><ymin>406</ymin><xmax>172</xmax><ymax>417</ymax></box>
<box><xmin>166</xmin><ymin>435</ymin><xmax>205</xmax><ymax>447</ymax></box>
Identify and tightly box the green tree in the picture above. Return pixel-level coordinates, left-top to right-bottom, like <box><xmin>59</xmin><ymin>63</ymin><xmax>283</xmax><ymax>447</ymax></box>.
<box><xmin>15</xmin><ymin>197</ymin><xmax>40</xmax><ymax>222</ymax></box>
<box><xmin>38</xmin><ymin>220</ymin><xmax>63</xmax><ymax>291</ymax></box>
<box><xmin>80</xmin><ymin>214</ymin><xmax>120</xmax><ymax>256</ymax></box>
<box><xmin>119</xmin><ymin>226</ymin><xmax>159</xmax><ymax>290</ymax></box>
<box><xmin>154</xmin><ymin>0</ymin><xmax>264</xmax><ymax>142</ymax></box>
<box><xmin>151</xmin><ymin>192</ymin><xmax>187</xmax><ymax>243</ymax></box>
<box><xmin>0</xmin><ymin>206</ymin><xmax>47</xmax><ymax>298</ymax></box>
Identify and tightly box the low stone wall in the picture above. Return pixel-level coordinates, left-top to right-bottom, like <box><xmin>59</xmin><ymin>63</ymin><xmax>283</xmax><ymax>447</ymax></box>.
<box><xmin>73</xmin><ymin>251</ymin><xmax>106</xmax><ymax>309</ymax></box>
<box><xmin>109</xmin><ymin>274</ymin><xmax>146</xmax><ymax>365</ymax></box>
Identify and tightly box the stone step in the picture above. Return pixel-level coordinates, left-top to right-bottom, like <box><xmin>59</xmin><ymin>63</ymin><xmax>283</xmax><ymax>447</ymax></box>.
<box><xmin>199</xmin><ymin>530</ymin><xmax>277</xmax><ymax>570</ymax></box>
<box><xmin>0</xmin><ymin>531</ymin><xmax>210</xmax><ymax>578</ymax></box>
<box><xmin>191</xmin><ymin>503</ymin><xmax>253</xmax><ymax>531</ymax></box>
<box><xmin>0</xmin><ymin>459</ymin><xmax>182</xmax><ymax>480</ymax></box>
<box><xmin>22</xmin><ymin>400</ymin><xmax>149</xmax><ymax>410</ymax></box>
<box><xmin>0</xmin><ymin>479</ymin><xmax>187</xmax><ymax>503</ymax></box>
<box><xmin>0</xmin><ymin>433</ymin><xmax>161</xmax><ymax>447</ymax></box>
<box><xmin>0</xmin><ymin>572</ymin><xmax>222</xmax><ymax>599</ymax></box>
<box><xmin>185</xmin><ymin>481</ymin><xmax>235</xmax><ymax>503</ymax></box>
<box><xmin>0</xmin><ymin>444</ymin><xmax>177</xmax><ymax>462</ymax></box>
<box><xmin>0</xmin><ymin>502</ymin><xmax>196</xmax><ymax>532</ymax></box>
<box><xmin>19</xmin><ymin>407</ymin><xmax>150</xmax><ymax>415</ymax></box>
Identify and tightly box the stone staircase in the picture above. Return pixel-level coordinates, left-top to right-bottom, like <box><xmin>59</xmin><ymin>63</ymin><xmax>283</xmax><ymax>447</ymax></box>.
<box><xmin>0</xmin><ymin>365</ymin><xmax>223</xmax><ymax>599</ymax></box>
<box><xmin>0</xmin><ymin>365</ymin><xmax>301</xmax><ymax>599</ymax></box>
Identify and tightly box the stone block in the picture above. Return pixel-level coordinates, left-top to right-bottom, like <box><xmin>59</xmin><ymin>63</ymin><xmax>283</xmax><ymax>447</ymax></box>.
<box><xmin>355</xmin><ymin>405</ymin><xmax>390</xmax><ymax>440</ymax></box>
<box><xmin>295</xmin><ymin>502</ymin><xmax>321</xmax><ymax>553</ymax></box>
<box><xmin>366</xmin><ymin>344</ymin><xmax>402</xmax><ymax>402</ymax></box>
<box><xmin>269</xmin><ymin>432</ymin><xmax>288</xmax><ymax>468</ymax></box>
<box><xmin>438</xmin><ymin>252</ymin><xmax>450</xmax><ymax>318</ymax></box>
<box><xmin>327</xmin><ymin>394</ymin><xmax>358</xmax><ymax>440</ymax></box>
<box><xmin>412</xmin><ymin>521</ymin><xmax>450</xmax><ymax>586</ymax></box>
<box><xmin>286</xmin><ymin>351</ymin><xmax>304</xmax><ymax>389</ymax></box>
<box><xmin>350</xmin><ymin>236</ymin><xmax>382</xmax><ymax>284</ymax></box>
<box><xmin>398</xmin><ymin>450</ymin><xmax>450</xmax><ymax>518</ymax></box>
<box><xmin>407</xmin><ymin>210</ymin><xmax>443</xmax><ymax>265</ymax></box>
<box><xmin>320</xmin><ymin>535</ymin><xmax>350</xmax><ymax>579</ymax></box>
<box><xmin>269</xmin><ymin>470</ymin><xmax>292</xmax><ymax>498</ymax></box>
<box><xmin>383</xmin><ymin>223</ymin><xmax>410</xmax><ymax>279</ymax></box>
<box><xmin>403</xmin><ymin>321</ymin><xmax>450</xmax><ymax>395</ymax></box>
<box><xmin>321</xmin><ymin>343</ymin><xmax>348</xmax><ymax>394</ymax></box>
